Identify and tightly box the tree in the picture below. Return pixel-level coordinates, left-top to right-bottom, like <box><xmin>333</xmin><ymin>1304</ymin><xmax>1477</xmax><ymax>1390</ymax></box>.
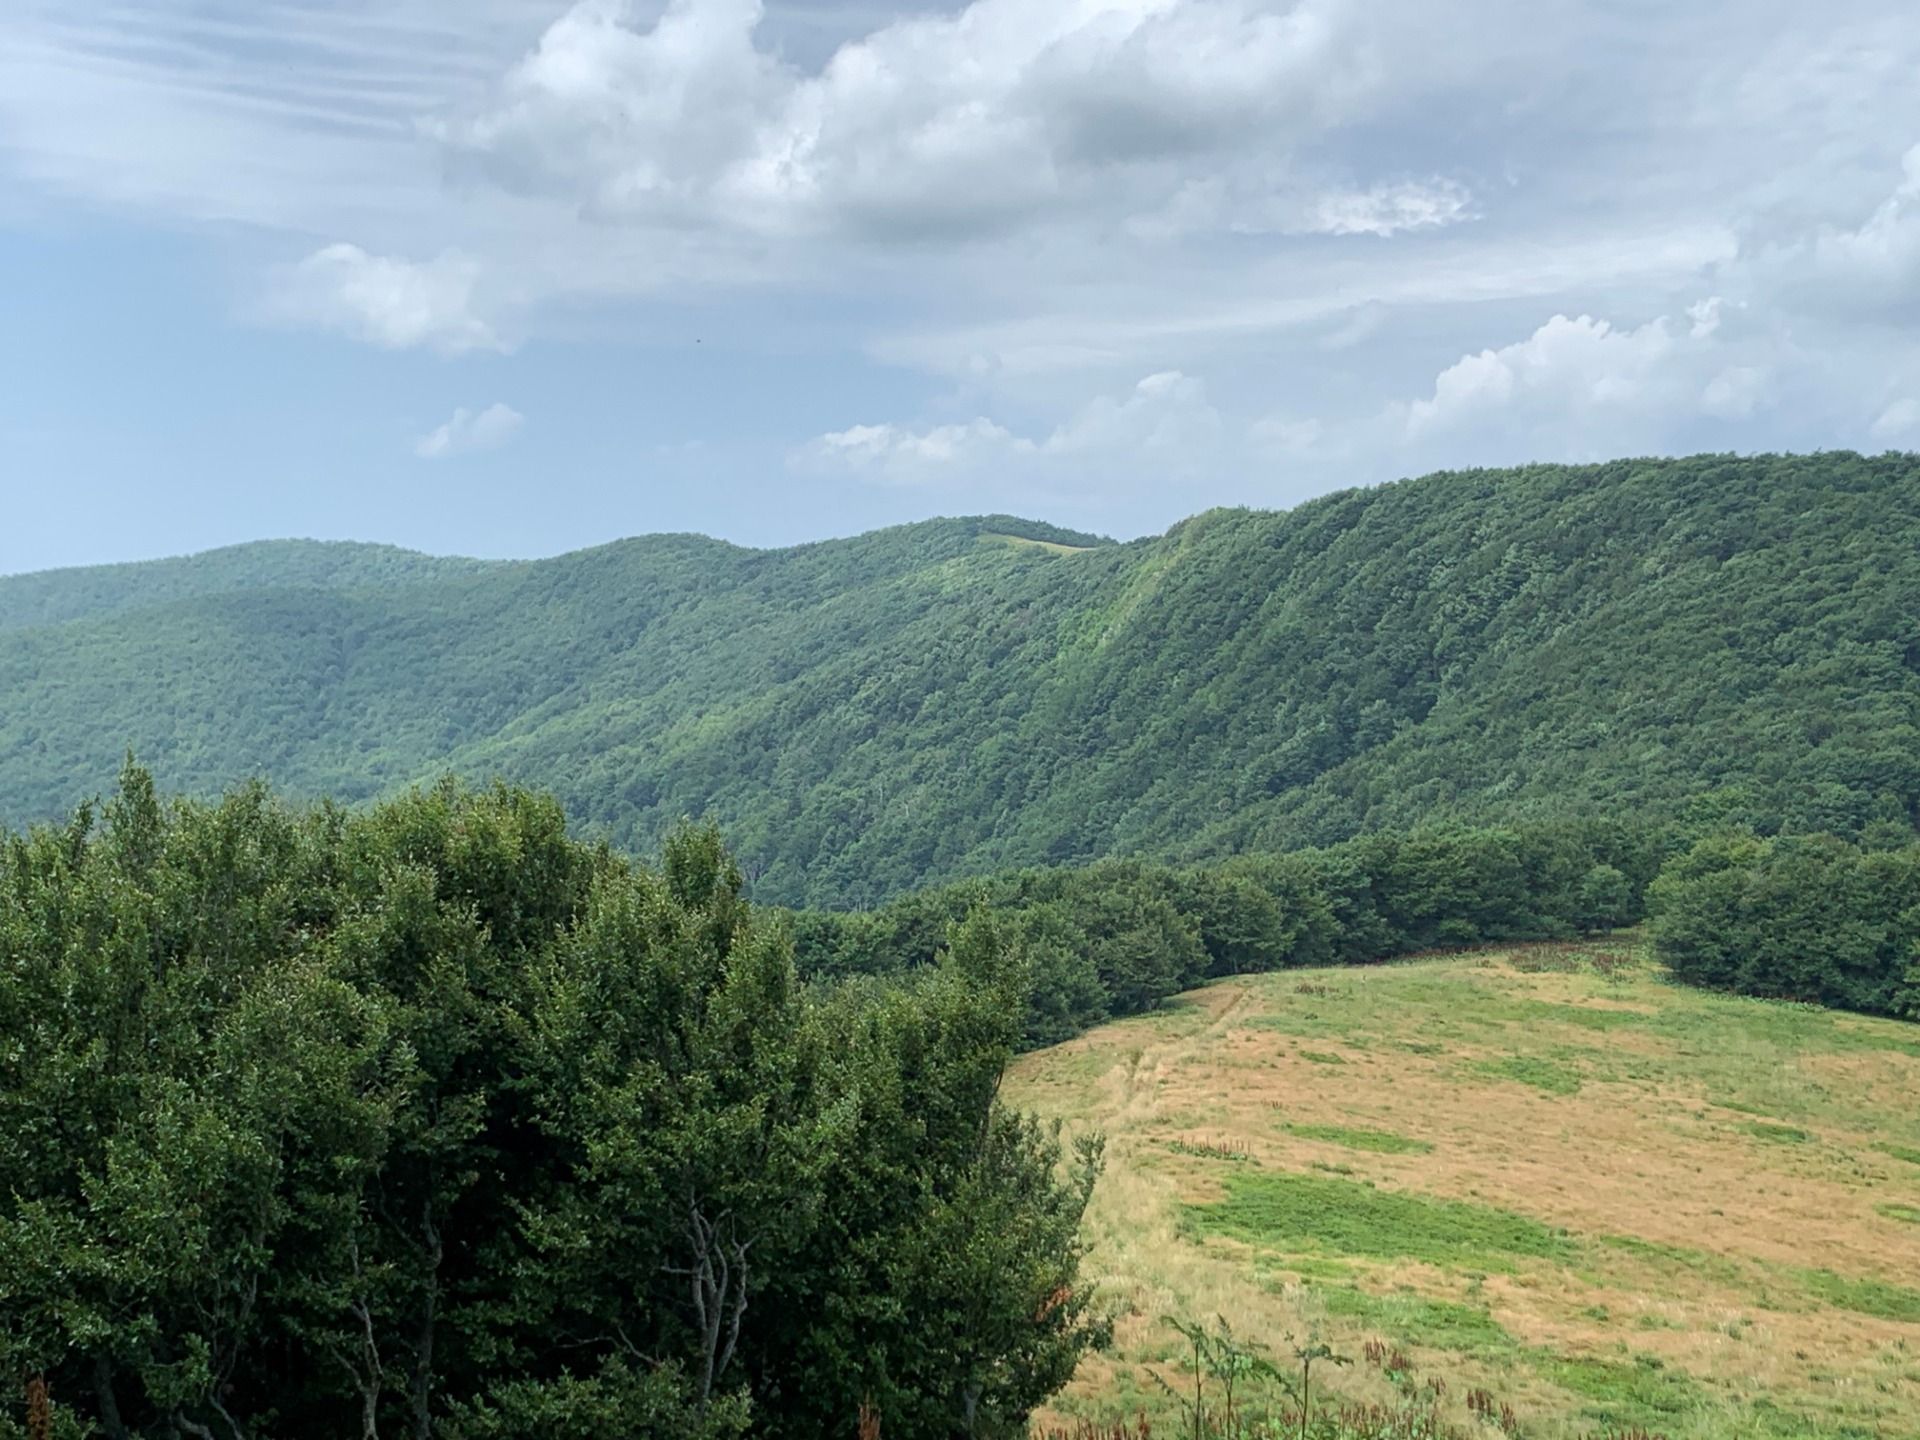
<box><xmin>1</xmin><ymin>774</ymin><xmax>1108</xmax><ymax>1439</ymax></box>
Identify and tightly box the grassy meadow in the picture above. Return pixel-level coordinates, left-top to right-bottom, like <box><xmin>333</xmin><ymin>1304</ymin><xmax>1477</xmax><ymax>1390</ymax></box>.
<box><xmin>1006</xmin><ymin>938</ymin><xmax>1920</xmax><ymax>1439</ymax></box>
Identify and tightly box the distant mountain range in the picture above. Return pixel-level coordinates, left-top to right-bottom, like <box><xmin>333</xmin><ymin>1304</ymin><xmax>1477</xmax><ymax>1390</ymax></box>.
<box><xmin>3</xmin><ymin>455</ymin><xmax>1915</xmax><ymax>906</ymax></box>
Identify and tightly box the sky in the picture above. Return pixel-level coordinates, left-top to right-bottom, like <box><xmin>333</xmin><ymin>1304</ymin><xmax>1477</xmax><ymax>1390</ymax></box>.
<box><xmin>2</xmin><ymin>0</ymin><xmax>1918</xmax><ymax>573</ymax></box>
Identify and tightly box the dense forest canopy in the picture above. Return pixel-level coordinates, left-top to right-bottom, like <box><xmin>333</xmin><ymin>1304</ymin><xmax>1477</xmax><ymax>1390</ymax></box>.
<box><xmin>1</xmin><ymin>454</ymin><xmax>1916</xmax><ymax>907</ymax></box>
<box><xmin>0</xmin><ymin>541</ymin><xmax>502</xmax><ymax>634</ymax></box>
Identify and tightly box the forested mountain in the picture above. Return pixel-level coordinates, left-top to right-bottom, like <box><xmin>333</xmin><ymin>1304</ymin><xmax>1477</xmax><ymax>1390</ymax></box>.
<box><xmin>0</xmin><ymin>538</ymin><xmax>500</xmax><ymax>632</ymax></box>
<box><xmin>2</xmin><ymin>455</ymin><xmax>1916</xmax><ymax>906</ymax></box>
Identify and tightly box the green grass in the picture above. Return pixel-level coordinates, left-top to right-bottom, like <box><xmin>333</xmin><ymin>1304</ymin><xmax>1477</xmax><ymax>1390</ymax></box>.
<box><xmin>1476</xmin><ymin>1054</ymin><xmax>1583</xmax><ymax>1095</ymax></box>
<box><xmin>1589</xmin><ymin>1232</ymin><xmax>1753</xmax><ymax>1290</ymax></box>
<box><xmin>1317</xmin><ymin>1286</ymin><xmax>1516</xmax><ymax>1352</ymax></box>
<box><xmin>1186</xmin><ymin>1170</ymin><xmax>1574</xmax><ymax>1271</ymax></box>
<box><xmin>1285</xmin><ymin>1123</ymin><xmax>1433</xmax><ymax>1155</ymax></box>
<box><xmin>1876</xmin><ymin>1142</ymin><xmax>1920</xmax><ymax>1167</ymax></box>
<box><xmin>1533</xmin><ymin>1352</ymin><xmax>1704</xmax><ymax>1428</ymax></box>
<box><xmin>1877</xmin><ymin>1203</ymin><xmax>1920</xmax><ymax>1225</ymax></box>
<box><xmin>1516</xmin><ymin>1000</ymin><xmax>1656</xmax><ymax>1033</ymax></box>
<box><xmin>1798</xmin><ymin>1268</ymin><xmax>1920</xmax><ymax>1322</ymax></box>
<box><xmin>1743</xmin><ymin>1121</ymin><xmax>1811</xmax><ymax>1145</ymax></box>
<box><xmin>1298</xmin><ymin>1049</ymin><xmax>1349</xmax><ymax>1066</ymax></box>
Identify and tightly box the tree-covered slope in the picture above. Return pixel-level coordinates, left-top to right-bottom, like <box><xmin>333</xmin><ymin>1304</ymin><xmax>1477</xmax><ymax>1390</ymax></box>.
<box><xmin>1</xmin><ymin>455</ymin><xmax>1915</xmax><ymax>905</ymax></box>
<box><xmin>0</xmin><ymin>538</ymin><xmax>500</xmax><ymax>632</ymax></box>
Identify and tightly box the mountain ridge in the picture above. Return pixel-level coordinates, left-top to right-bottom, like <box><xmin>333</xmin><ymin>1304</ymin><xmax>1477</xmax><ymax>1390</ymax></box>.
<box><xmin>2</xmin><ymin>454</ymin><xmax>1914</xmax><ymax>905</ymax></box>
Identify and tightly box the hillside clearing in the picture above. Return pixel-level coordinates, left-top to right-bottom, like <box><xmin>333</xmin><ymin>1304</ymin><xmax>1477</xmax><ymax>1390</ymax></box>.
<box><xmin>1007</xmin><ymin>938</ymin><xmax>1920</xmax><ymax>1439</ymax></box>
<box><xmin>980</xmin><ymin>531</ymin><xmax>1098</xmax><ymax>554</ymax></box>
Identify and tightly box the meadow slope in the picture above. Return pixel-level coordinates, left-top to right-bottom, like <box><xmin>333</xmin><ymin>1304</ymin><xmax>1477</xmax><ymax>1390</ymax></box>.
<box><xmin>1007</xmin><ymin>938</ymin><xmax>1920</xmax><ymax>1439</ymax></box>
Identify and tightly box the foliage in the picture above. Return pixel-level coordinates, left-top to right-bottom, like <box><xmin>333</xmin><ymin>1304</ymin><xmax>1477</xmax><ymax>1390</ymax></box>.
<box><xmin>0</xmin><ymin>539</ymin><xmax>496</xmax><ymax>632</ymax></box>
<box><xmin>1648</xmin><ymin>832</ymin><xmax>1920</xmax><ymax>1017</ymax></box>
<box><xmin>2</xmin><ymin>456</ymin><xmax>1917</xmax><ymax>907</ymax></box>
<box><xmin>792</xmin><ymin>820</ymin><xmax>1659</xmax><ymax>1046</ymax></box>
<box><xmin>0</xmin><ymin>768</ymin><xmax>1103</xmax><ymax>1439</ymax></box>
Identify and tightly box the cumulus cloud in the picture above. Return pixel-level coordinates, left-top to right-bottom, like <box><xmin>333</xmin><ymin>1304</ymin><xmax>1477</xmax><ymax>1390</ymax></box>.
<box><xmin>1402</xmin><ymin>306</ymin><xmax>1770</xmax><ymax>444</ymax></box>
<box><xmin>430</xmin><ymin>0</ymin><xmax>1444</xmax><ymax>244</ymax></box>
<box><xmin>801</xmin><ymin>371</ymin><xmax>1219</xmax><ymax>483</ymax></box>
<box><xmin>415</xmin><ymin>403</ymin><xmax>525</xmax><ymax>459</ymax></box>
<box><xmin>272</xmin><ymin>245</ymin><xmax>504</xmax><ymax>355</ymax></box>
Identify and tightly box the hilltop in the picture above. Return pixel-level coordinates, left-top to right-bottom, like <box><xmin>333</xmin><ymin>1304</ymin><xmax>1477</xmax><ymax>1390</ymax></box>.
<box><xmin>1</xmin><ymin>454</ymin><xmax>1916</xmax><ymax>905</ymax></box>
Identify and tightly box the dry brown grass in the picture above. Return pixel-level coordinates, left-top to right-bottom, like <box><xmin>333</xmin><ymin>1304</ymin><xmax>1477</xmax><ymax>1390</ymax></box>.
<box><xmin>1008</xmin><ymin>940</ymin><xmax>1920</xmax><ymax>1439</ymax></box>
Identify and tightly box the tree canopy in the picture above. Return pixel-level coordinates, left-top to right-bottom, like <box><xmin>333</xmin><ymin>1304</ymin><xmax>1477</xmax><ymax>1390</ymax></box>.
<box><xmin>0</xmin><ymin>769</ymin><xmax>1104</xmax><ymax>1439</ymax></box>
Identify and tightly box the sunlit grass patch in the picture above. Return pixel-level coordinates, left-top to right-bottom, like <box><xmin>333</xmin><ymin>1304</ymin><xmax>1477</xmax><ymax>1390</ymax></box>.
<box><xmin>1588</xmin><ymin>1233</ymin><xmax>1752</xmax><ymax>1290</ymax></box>
<box><xmin>1318</xmin><ymin>1286</ymin><xmax>1516</xmax><ymax>1353</ymax></box>
<box><xmin>1185</xmin><ymin>1170</ymin><xmax>1573</xmax><ymax>1271</ymax></box>
<box><xmin>1797</xmin><ymin>1268</ymin><xmax>1920</xmax><ymax>1322</ymax></box>
<box><xmin>1285</xmin><ymin>1123</ymin><xmax>1433</xmax><ymax>1155</ymax></box>
<box><xmin>1742</xmin><ymin>1121</ymin><xmax>1810</xmax><ymax>1145</ymax></box>
<box><xmin>1475</xmin><ymin>1054</ymin><xmax>1582</xmax><ymax>1095</ymax></box>
<box><xmin>1532</xmin><ymin>1351</ymin><xmax>1703</xmax><ymax>1429</ymax></box>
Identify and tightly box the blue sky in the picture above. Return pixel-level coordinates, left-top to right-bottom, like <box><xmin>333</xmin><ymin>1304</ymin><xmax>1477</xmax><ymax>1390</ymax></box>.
<box><xmin>2</xmin><ymin>0</ymin><xmax>1918</xmax><ymax>574</ymax></box>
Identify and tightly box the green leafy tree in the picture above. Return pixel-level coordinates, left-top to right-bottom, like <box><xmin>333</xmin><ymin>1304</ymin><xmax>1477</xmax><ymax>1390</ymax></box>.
<box><xmin>1</xmin><ymin>774</ymin><xmax>1107</xmax><ymax>1439</ymax></box>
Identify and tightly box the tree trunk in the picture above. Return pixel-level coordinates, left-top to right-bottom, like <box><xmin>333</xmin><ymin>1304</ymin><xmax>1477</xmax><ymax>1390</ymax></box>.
<box><xmin>411</xmin><ymin>1201</ymin><xmax>442</xmax><ymax>1440</ymax></box>
<box><xmin>678</xmin><ymin>1200</ymin><xmax>752</xmax><ymax>1407</ymax></box>
<box><xmin>92</xmin><ymin>1355</ymin><xmax>129</xmax><ymax>1440</ymax></box>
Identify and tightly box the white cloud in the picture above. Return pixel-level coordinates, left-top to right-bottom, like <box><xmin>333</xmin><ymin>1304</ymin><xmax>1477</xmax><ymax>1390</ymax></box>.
<box><xmin>1700</xmin><ymin>365</ymin><xmax>1767</xmax><ymax>420</ymax></box>
<box><xmin>1404</xmin><ymin>309</ymin><xmax>1738</xmax><ymax>439</ymax></box>
<box><xmin>1807</xmin><ymin>143</ymin><xmax>1920</xmax><ymax>300</ymax></box>
<box><xmin>1873</xmin><ymin>398</ymin><xmax>1920</xmax><ymax>442</ymax></box>
<box><xmin>415</xmin><ymin>402</ymin><xmax>525</xmax><ymax>459</ymax></box>
<box><xmin>431</xmin><ymin>0</ymin><xmax>790</xmax><ymax>227</ymax></box>
<box><xmin>273</xmin><ymin>245</ymin><xmax>505</xmax><ymax>354</ymax></box>
<box><xmin>1753</xmin><ymin>142</ymin><xmax>1920</xmax><ymax>318</ymax></box>
<box><xmin>1048</xmin><ymin>371</ymin><xmax>1223</xmax><ymax>455</ymax></box>
<box><xmin>432</xmin><ymin>0</ymin><xmax>1423</xmax><ymax>244</ymax></box>
<box><xmin>800</xmin><ymin>371</ymin><xmax>1219</xmax><ymax>484</ymax></box>
<box><xmin>811</xmin><ymin>418</ymin><xmax>1033</xmax><ymax>481</ymax></box>
<box><xmin>1300</xmin><ymin>179</ymin><xmax>1476</xmax><ymax>237</ymax></box>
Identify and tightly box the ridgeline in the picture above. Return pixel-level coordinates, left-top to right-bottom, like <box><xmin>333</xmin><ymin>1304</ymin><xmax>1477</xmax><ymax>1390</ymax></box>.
<box><xmin>2</xmin><ymin>454</ymin><xmax>1915</xmax><ymax>906</ymax></box>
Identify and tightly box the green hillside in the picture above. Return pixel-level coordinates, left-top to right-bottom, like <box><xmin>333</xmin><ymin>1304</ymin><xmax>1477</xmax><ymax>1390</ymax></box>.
<box><xmin>1</xmin><ymin>455</ymin><xmax>1916</xmax><ymax>905</ymax></box>
<box><xmin>0</xmin><ymin>539</ymin><xmax>500</xmax><ymax>632</ymax></box>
